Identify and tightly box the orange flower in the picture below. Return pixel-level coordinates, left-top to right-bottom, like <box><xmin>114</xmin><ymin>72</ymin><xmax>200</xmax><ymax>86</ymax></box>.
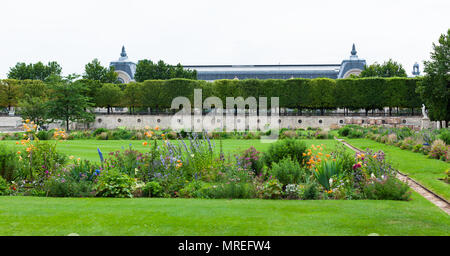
<box><xmin>15</xmin><ymin>141</ymin><xmax>19</xmax><ymax>145</ymax></box>
<box><xmin>17</xmin><ymin>151</ymin><xmax>21</xmax><ymax>154</ymax></box>
<box><xmin>155</xmin><ymin>126</ymin><xmax>160</xmax><ymax>131</ymax></box>
<box><xmin>325</xmin><ymin>154</ymin><xmax>331</xmax><ymax>158</ymax></box>
<box><xmin>302</xmin><ymin>153</ymin><xmax>306</xmax><ymax>156</ymax></box>
<box><xmin>142</xmin><ymin>142</ymin><xmax>148</xmax><ymax>146</ymax></box>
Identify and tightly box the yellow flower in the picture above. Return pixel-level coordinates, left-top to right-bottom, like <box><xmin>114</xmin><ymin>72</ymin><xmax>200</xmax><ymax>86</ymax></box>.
<box><xmin>373</xmin><ymin>155</ymin><xmax>377</xmax><ymax>158</ymax></box>
<box><xmin>361</xmin><ymin>154</ymin><xmax>365</xmax><ymax>158</ymax></box>
<box><xmin>325</xmin><ymin>154</ymin><xmax>331</xmax><ymax>158</ymax></box>
<box><xmin>77</xmin><ymin>158</ymin><xmax>81</xmax><ymax>161</ymax></box>
<box><xmin>25</xmin><ymin>119</ymin><xmax>30</xmax><ymax>123</ymax></box>
<box><xmin>69</xmin><ymin>155</ymin><xmax>74</xmax><ymax>160</ymax></box>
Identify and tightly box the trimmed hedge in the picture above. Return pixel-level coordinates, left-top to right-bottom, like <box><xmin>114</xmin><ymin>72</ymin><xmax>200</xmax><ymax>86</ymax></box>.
<box><xmin>0</xmin><ymin>77</ymin><xmax>422</xmax><ymax>112</ymax></box>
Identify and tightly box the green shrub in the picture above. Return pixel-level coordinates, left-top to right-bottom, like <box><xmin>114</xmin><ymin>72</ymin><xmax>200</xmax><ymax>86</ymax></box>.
<box><xmin>349</xmin><ymin>129</ymin><xmax>363</xmax><ymax>138</ymax></box>
<box><xmin>142</xmin><ymin>181</ymin><xmax>164</xmax><ymax>197</ymax></box>
<box><xmin>412</xmin><ymin>144</ymin><xmax>423</xmax><ymax>153</ymax></box>
<box><xmin>315</xmin><ymin>130</ymin><xmax>330</xmax><ymax>139</ymax></box>
<box><xmin>363</xmin><ymin>176</ymin><xmax>411</xmax><ymax>201</ymax></box>
<box><xmin>263</xmin><ymin>139</ymin><xmax>307</xmax><ymax>167</ymax></box>
<box><xmin>281</xmin><ymin>130</ymin><xmax>298</xmax><ymax>139</ymax></box>
<box><xmin>338</xmin><ymin>127</ymin><xmax>350</xmax><ymax>137</ymax></box>
<box><xmin>111</xmin><ymin>128</ymin><xmax>133</xmax><ymax>140</ymax></box>
<box><xmin>96</xmin><ymin>170</ymin><xmax>135</xmax><ymax>198</ymax></box>
<box><xmin>0</xmin><ymin>145</ymin><xmax>17</xmax><ymax>181</ymax></box>
<box><xmin>0</xmin><ymin>176</ymin><xmax>9</xmax><ymax>195</ymax></box>
<box><xmin>257</xmin><ymin>178</ymin><xmax>283</xmax><ymax>199</ymax></box>
<box><xmin>269</xmin><ymin>158</ymin><xmax>308</xmax><ymax>186</ymax></box>
<box><xmin>96</xmin><ymin>132</ymin><xmax>109</xmax><ymax>140</ymax></box>
<box><xmin>179</xmin><ymin>180</ymin><xmax>204</xmax><ymax>198</ymax></box>
<box><xmin>429</xmin><ymin>139</ymin><xmax>447</xmax><ymax>160</ymax></box>
<box><xmin>200</xmin><ymin>182</ymin><xmax>256</xmax><ymax>199</ymax></box>
<box><xmin>44</xmin><ymin>177</ymin><xmax>95</xmax><ymax>197</ymax></box>
<box><xmin>93</xmin><ymin>128</ymin><xmax>108</xmax><ymax>136</ymax></box>
<box><xmin>438</xmin><ymin>129</ymin><xmax>450</xmax><ymax>144</ymax></box>
<box><xmin>301</xmin><ymin>182</ymin><xmax>319</xmax><ymax>200</ymax></box>
<box><xmin>36</xmin><ymin>130</ymin><xmax>51</xmax><ymax>140</ymax></box>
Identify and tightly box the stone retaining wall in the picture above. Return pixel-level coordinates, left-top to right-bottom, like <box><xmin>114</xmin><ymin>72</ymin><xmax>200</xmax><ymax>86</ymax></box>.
<box><xmin>0</xmin><ymin>115</ymin><xmax>426</xmax><ymax>131</ymax></box>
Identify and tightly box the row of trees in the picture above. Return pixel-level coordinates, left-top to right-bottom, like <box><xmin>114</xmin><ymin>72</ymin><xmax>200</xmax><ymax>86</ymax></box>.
<box><xmin>0</xmin><ymin>76</ymin><xmax>93</xmax><ymax>131</ymax></box>
<box><xmin>7</xmin><ymin>59</ymin><xmax>197</xmax><ymax>83</ymax></box>
<box><xmin>1</xmin><ymin>76</ymin><xmax>421</xmax><ymax>115</ymax></box>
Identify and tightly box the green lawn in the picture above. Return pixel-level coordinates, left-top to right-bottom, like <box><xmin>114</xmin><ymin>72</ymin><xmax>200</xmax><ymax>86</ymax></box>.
<box><xmin>346</xmin><ymin>138</ymin><xmax>450</xmax><ymax>201</ymax></box>
<box><xmin>0</xmin><ymin>139</ymin><xmax>342</xmax><ymax>162</ymax></box>
<box><xmin>0</xmin><ymin>194</ymin><xmax>449</xmax><ymax>236</ymax></box>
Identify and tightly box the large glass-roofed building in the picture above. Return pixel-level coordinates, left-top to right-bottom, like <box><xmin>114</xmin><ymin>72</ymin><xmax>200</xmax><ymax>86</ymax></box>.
<box><xmin>184</xmin><ymin>44</ymin><xmax>366</xmax><ymax>81</ymax></box>
<box><xmin>111</xmin><ymin>44</ymin><xmax>365</xmax><ymax>82</ymax></box>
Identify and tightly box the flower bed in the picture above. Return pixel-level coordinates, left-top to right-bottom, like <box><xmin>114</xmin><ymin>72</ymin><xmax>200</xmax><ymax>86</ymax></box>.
<box><xmin>0</xmin><ymin>122</ymin><xmax>411</xmax><ymax>201</ymax></box>
<box><xmin>337</xmin><ymin>125</ymin><xmax>450</xmax><ymax>162</ymax></box>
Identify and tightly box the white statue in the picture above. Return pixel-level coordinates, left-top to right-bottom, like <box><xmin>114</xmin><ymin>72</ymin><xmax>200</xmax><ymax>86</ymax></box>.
<box><xmin>421</xmin><ymin>104</ymin><xmax>428</xmax><ymax>119</ymax></box>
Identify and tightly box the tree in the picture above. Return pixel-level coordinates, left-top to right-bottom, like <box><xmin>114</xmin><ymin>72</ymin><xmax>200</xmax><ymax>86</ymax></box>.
<box><xmin>7</xmin><ymin>61</ymin><xmax>62</xmax><ymax>81</ymax></box>
<box><xmin>83</xmin><ymin>59</ymin><xmax>118</xmax><ymax>83</ymax></box>
<box><xmin>360</xmin><ymin>59</ymin><xmax>407</xmax><ymax>77</ymax></box>
<box><xmin>95</xmin><ymin>83</ymin><xmax>123</xmax><ymax>114</ymax></box>
<box><xmin>416</xmin><ymin>29</ymin><xmax>450</xmax><ymax>125</ymax></box>
<box><xmin>18</xmin><ymin>96</ymin><xmax>48</xmax><ymax>127</ymax></box>
<box><xmin>0</xmin><ymin>79</ymin><xmax>20</xmax><ymax>110</ymax></box>
<box><xmin>123</xmin><ymin>82</ymin><xmax>142</xmax><ymax>114</ymax></box>
<box><xmin>46</xmin><ymin>77</ymin><xmax>95</xmax><ymax>131</ymax></box>
<box><xmin>134</xmin><ymin>59</ymin><xmax>197</xmax><ymax>82</ymax></box>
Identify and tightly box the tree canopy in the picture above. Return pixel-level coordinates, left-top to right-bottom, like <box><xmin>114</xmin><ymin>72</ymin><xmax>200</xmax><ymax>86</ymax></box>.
<box><xmin>416</xmin><ymin>29</ymin><xmax>450</xmax><ymax>124</ymax></box>
<box><xmin>360</xmin><ymin>59</ymin><xmax>407</xmax><ymax>77</ymax></box>
<box><xmin>83</xmin><ymin>59</ymin><xmax>118</xmax><ymax>83</ymax></box>
<box><xmin>45</xmin><ymin>76</ymin><xmax>95</xmax><ymax>131</ymax></box>
<box><xmin>134</xmin><ymin>59</ymin><xmax>197</xmax><ymax>82</ymax></box>
<box><xmin>7</xmin><ymin>61</ymin><xmax>62</xmax><ymax>81</ymax></box>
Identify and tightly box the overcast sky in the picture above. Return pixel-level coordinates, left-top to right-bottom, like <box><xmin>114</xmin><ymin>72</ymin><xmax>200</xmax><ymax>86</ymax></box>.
<box><xmin>1</xmin><ymin>0</ymin><xmax>449</xmax><ymax>78</ymax></box>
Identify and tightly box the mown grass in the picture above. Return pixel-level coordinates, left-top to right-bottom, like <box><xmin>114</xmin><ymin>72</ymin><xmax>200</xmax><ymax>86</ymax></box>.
<box><xmin>345</xmin><ymin>138</ymin><xmax>450</xmax><ymax>201</ymax></box>
<box><xmin>0</xmin><ymin>193</ymin><xmax>449</xmax><ymax>236</ymax></box>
